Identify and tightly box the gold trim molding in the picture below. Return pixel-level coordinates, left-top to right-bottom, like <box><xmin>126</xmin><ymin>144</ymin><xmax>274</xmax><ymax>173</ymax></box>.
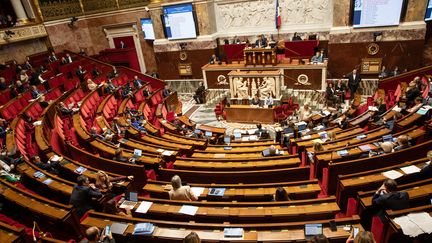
<box><xmin>0</xmin><ymin>24</ymin><xmax>48</xmax><ymax>46</ymax></box>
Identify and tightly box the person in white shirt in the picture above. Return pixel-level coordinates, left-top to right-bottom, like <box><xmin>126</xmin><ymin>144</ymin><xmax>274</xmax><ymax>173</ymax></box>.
<box><xmin>264</xmin><ymin>94</ymin><xmax>274</xmax><ymax>107</ymax></box>
<box><xmin>168</xmin><ymin>175</ymin><xmax>198</xmax><ymax>201</ymax></box>
<box><xmin>298</xmin><ymin>103</ymin><xmax>312</xmax><ymax>121</ymax></box>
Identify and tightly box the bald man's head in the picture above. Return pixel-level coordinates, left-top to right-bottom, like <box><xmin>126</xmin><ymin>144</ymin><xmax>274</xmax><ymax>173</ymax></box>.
<box><xmin>86</xmin><ymin>226</ymin><xmax>100</xmax><ymax>241</ymax></box>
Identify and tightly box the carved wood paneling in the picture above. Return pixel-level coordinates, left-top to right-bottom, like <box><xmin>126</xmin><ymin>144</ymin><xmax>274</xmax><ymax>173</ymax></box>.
<box><xmin>118</xmin><ymin>0</ymin><xmax>149</xmax><ymax>9</ymax></box>
<box><xmin>82</xmin><ymin>0</ymin><xmax>118</xmax><ymax>14</ymax></box>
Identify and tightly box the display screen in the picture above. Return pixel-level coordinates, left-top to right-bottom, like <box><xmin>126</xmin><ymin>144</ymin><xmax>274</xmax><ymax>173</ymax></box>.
<box><xmin>352</xmin><ymin>0</ymin><xmax>404</xmax><ymax>28</ymax></box>
<box><xmin>426</xmin><ymin>0</ymin><xmax>432</xmax><ymax>21</ymax></box>
<box><xmin>140</xmin><ymin>18</ymin><xmax>155</xmax><ymax>40</ymax></box>
<box><xmin>163</xmin><ymin>3</ymin><xmax>197</xmax><ymax>40</ymax></box>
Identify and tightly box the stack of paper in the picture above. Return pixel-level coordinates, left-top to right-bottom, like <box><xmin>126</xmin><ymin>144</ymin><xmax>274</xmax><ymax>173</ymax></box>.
<box><xmin>224</xmin><ymin>228</ymin><xmax>244</xmax><ymax>238</ymax></box>
<box><xmin>162</xmin><ymin>150</ymin><xmax>174</xmax><ymax>156</ymax></box>
<box><xmin>135</xmin><ymin>201</ymin><xmax>153</xmax><ymax>214</ymax></box>
<box><xmin>400</xmin><ymin>165</ymin><xmax>421</xmax><ymax>175</ymax></box>
<box><xmin>394</xmin><ymin>212</ymin><xmax>432</xmax><ymax>237</ymax></box>
<box><xmin>190</xmin><ymin>187</ymin><xmax>205</xmax><ymax>197</ymax></box>
<box><xmin>179</xmin><ymin>205</ymin><xmax>198</xmax><ymax>216</ymax></box>
<box><xmin>382</xmin><ymin>170</ymin><xmax>403</xmax><ymax>179</ymax></box>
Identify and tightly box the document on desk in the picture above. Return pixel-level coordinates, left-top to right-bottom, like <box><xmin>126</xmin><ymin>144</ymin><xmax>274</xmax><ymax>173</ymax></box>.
<box><xmin>400</xmin><ymin>165</ymin><xmax>421</xmax><ymax>175</ymax></box>
<box><xmin>179</xmin><ymin>205</ymin><xmax>199</xmax><ymax>216</ymax></box>
<box><xmin>408</xmin><ymin>212</ymin><xmax>432</xmax><ymax>234</ymax></box>
<box><xmin>190</xmin><ymin>187</ymin><xmax>205</xmax><ymax>197</ymax></box>
<box><xmin>135</xmin><ymin>201</ymin><xmax>153</xmax><ymax>214</ymax></box>
<box><xmin>393</xmin><ymin>215</ymin><xmax>424</xmax><ymax>237</ymax></box>
<box><xmin>382</xmin><ymin>170</ymin><xmax>403</xmax><ymax>179</ymax></box>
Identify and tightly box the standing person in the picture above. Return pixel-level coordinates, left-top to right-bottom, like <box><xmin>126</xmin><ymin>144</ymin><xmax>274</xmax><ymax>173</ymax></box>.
<box><xmin>348</xmin><ymin>69</ymin><xmax>361</xmax><ymax>98</ymax></box>
<box><xmin>70</xmin><ymin>175</ymin><xmax>103</xmax><ymax>218</ymax></box>
<box><xmin>193</xmin><ymin>82</ymin><xmax>206</xmax><ymax>104</ymax></box>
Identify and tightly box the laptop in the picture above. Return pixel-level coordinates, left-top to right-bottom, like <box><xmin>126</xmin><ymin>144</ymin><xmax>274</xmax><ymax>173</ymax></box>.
<box><xmin>205</xmin><ymin>131</ymin><xmax>212</xmax><ymax>137</ymax></box>
<box><xmin>234</xmin><ymin>133</ymin><xmax>242</xmax><ymax>140</ymax></box>
<box><xmin>194</xmin><ymin>129</ymin><xmax>201</xmax><ymax>134</ymax></box>
<box><xmin>133</xmin><ymin>149</ymin><xmax>142</xmax><ymax>158</ymax></box>
<box><xmin>298</xmin><ymin>124</ymin><xmax>307</xmax><ymax>131</ymax></box>
<box><xmin>304</xmin><ymin>223</ymin><xmax>323</xmax><ymax>238</ymax></box>
<box><xmin>120</xmin><ymin>192</ymin><xmax>138</xmax><ymax>210</ymax></box>
<box><xmin>382</xmin><ymin>134</ymin><xmax>393</xmax><ymax>142</ymax></box>
<box><xmin>224</xmin><ymin>136</ymin><xmax>231</xmax><ymax>144</ymax></box>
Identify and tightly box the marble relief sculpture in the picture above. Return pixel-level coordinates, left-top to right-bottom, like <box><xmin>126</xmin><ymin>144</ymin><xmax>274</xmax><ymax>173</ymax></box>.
<box><xmin>217</xmin><ymin>0</ymin><xmax>331</xmax><ymax>31</ymax></box>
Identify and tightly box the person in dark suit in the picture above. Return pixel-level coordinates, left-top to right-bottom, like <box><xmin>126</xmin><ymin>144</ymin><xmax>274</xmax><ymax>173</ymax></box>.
<box><xmin>326</xmin><ymin>82</ymin><xmax>337</xmax><ymax>103</ymax></box>
<box><xmin>193</xmin><ymin>82</ymin><xmax>206</xmax><ymax>104</ymax></box>
<box><xmin>251</xmin><ymin>95</ymin><xmax>260</xmax><ymax>106</ymax></box>
<box><xmin>0</xmin><ymin>77</ymin><xmax>7</xmax><ymax>90</ymax></box>
<box><xmin>255</xmin><ymin>34</ymin><xmax>268</xmax><ymax>48</ymax></box>
<box><xmin>418</xmin><ymin>151</ymin><xmax>432</xmax><ymax>179</ymax></box>
<box><xmin>405</xmin><ymin>80</ymin><xmax>421</xmax><ymax>107</ymax></box>
<box><xmin>162</xmin><ymin>85</ymin><xmax>172</xmax><ymax>98</ymax></box>
<box><xmin>79</xmin><ymin>226</ymin><xmax>115</xmax><ymax>243</ymax></box>
<box><xmin>76</xmin><ymin>65</ymin><xmax>86</xmax><ymax>82</ymax></box>
<box><xmin>209</xmin><ymin>54</ymin><xmax>219</xmax><ymax>64</ymax></box>
<box><xmin>30</xmin><ymin>85</ymin><xmax>43</xmax><ymax>99</ymax></box>
<box><xmin>48</xmin><ymin>51</ymin><xmax>58</xmax><ymax>62</ymax></box>
<box><xmin>132</xmin><ymin>75</ymin><xmax>143</xmax><ymax>89</ymax></box>
<box><xmin>292</xmin><ymin>32</ymin><xmax>302</xmax><ymax>41</ymax></box>
<box><xmin>372</xmin><ymin>179</ymin><xmax>409</xmax><ymax>214</ymax></box>
<box><xmin>70</xmin><ymin>175</ymin><xmax>103</xmax><ymax>218</ymax></box>
<box><xmin>347</xmin><ymin>68</ymin><xmax>361</xmax><ymax>98</ymax></box>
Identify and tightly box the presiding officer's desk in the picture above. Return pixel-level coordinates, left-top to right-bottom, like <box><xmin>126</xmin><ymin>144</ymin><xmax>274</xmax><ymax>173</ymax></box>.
<box><xmin>225</xmin><ymin>105</ymin><xmax>275</xmax><ymax>123</ymax></box>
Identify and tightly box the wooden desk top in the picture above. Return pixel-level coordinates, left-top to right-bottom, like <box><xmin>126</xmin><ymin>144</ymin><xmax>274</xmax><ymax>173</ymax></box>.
<box><xmin>226</xmin><ymin>105</ymin><xmax>274</xmax><ymax>110</ymax></box>
<box><xmin>82</xmin><ymin>211</ymin><xmax>358</xmax><ymax>242</ymax></box>
<box><xmin>202</xmin><ymin>62</ymin><xmax>326</xmax><ymax>71</ymax></box>
<box><xmin>296</xmin><ymin>128</ymin><xmax>364</xmax><ymax>147</ymax></box>
<box><xmin>143</xmin><ymin>181</ymin><xmax>321</xmax><ymax>201</ymax></box>
<box><xmin>0</xmin><ymin>221</ymin><xmax>24</xmax><ymax>243</ymax></box>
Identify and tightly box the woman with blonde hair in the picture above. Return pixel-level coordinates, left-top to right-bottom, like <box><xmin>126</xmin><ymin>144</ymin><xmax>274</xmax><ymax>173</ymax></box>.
<box><xmin>95</xmin><ymin>170</ymin><xmax>133</xmax><ymax>193</ymax></box>
<box><xmin>313</xmin><ymin>142</ymin><xmax>325</xmax><ymax>153</ymax></box>
<box><xmin>346</xmin><ymin>230</ymin><xmax>375</xmax><ymax>243</ymax></box>
<box><xmin>327</xmin><ymin>131</ymin><xmax>336</xmax><ymax>141</ymax></box>
<box><xmin>87</xmin><ymin>79</ymin><xmax>97</xmax><ymax>91</ymax></box>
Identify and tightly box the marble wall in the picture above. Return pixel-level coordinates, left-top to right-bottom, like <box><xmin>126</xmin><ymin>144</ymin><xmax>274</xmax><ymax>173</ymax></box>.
<box><xmin>405</xmin><ymin>0</ymin><xmax>429</xmax><ymax>22</ymax></box>
<box><xmin>0</xmin><ymin>38</ymin><xmax>48</xmax><ymax>63</ymax></box>
<box><xmin>44</xmin><ymin>8</ymin><xmax>158</xmax><ymax>73</ymax></box>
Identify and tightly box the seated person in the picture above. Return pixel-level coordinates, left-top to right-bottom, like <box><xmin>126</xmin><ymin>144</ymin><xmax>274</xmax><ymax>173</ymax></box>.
<box><xmin>185</xmin><ymin>129</ymin><xmax>202</xmax><ymax>139</ymax></box>
<box><xmin>57</xmin><ymin>102</ymin><xmax>74</xmax><ymax>116</ymax></box>
<box><xmin>112</xmin><ymin>148</ymin><xmax>135</xmax><ymax>164</ymax></box>
<box><xmin>0</xmin><ymin>159</ymin><xmax>19</xmax><ymax>183</ymax></box>
<box><xmin>372</xmin><ymin>179</ymin><xmax>409</xmax><ymax>216</ymax></box>
<box><xmin>132</xmin><ymin>75</ymin><xmax>143</xmax><ymax>89</ymax></box>
<box><xmin>30</xmin><ymin>85</ymin><xmax>43</xmax><ymax>99</ymax></box>
<box><xmin>264</xmin><ymin>94</ymin><xmax>274</xmax><ymax>107</ymax></box>
<box><xmin>255</xmin><ymin>123</ymin><xmax>267</xmax><ymax>138</ymax></box>
<box><xmin>209</xmin><ymin>54</ymin><xmax>220</xmax><ymax>64</ymax></box>
<box><xmin>103</xmin><ymin>81</ymin><xmax>116</xmax><ymax>94</ymax></box>
<box><xmin>95</xmin><ymin>170</ymin><xmax>133</xmax><ymax>193</ymax></box>
<box><xmin>103</xmin><ymin>197</ymin><xmax>132</xmax><ymax>218</ymax></box>
<box><xmin>111</xmin><ymin>117</ymin><xmax>128</xmax><ymax>137</ymax></box>
<box><xmin>274</xmin><ymin>187</ymin><xmax>289</xmax><ymax>201</ymax></box>
<box><xmin>87</xmin><ymin>79</ymin><xmax>98</xmax><ymax>91</ymax></box>
<box><xmin>346</xmin><ymin>231</ymin><xmax>375</xmax><ymax>243</ymax></box>
<box><xmin>0</xmin><ymin>77</ymin><xmax>7</xmax><ymax>90</ymax></box>
<box><xmin>393</xmin><ymin>135</ymin><xmax>411</xmax><ymax>151</ymax></box>
<box><xmin>251</xmin><ymin>95</ymin><xmax>260</xmax><ymax>106</ymax></box>
<box><xmin>292</xmin><ymin>32</ymin><xmax>302</xmax><ymax>41</ymax></box>
<box><xmin>79</xmin><ymin>226</ymin><xmax>114</xmax><ymax>243</ymax></box>
<box><xmin>262</xmin><ymin>145</ymin><xmax>280</xmax><ymax>157</ymax></box>
<box><xmin>143</xmin><ymin>86</ymin><xmax>152</xmax><ymax>99</ymax></box>
<box><xmin>130</xmin><ymin>117</ymin><xmax>147</xmax><ymax>133</ymax></box>
<box><xmin>0</xmin><ymin>119</ymin><xmax>10</xmax><ymax>146</ymax></box>
<box><xmin>406</xmin><ymin>97</ymin><xmax>423</xmax><ymax>113</ymax></box>
<box><xmin>70</xmin><ymin>175</ymin><xmax>103</xmax><ymax>218</ymax></box>
<box><xmin>162</xmin><ymin>84</ymin><xmax>172</xmax><ymax>98</ymax></box>
<box><xmin>38</xmin><ymin>95</ymin><xmax>50</xmax><ymax>108</ymax></box>
<box><xmin>168</xmin><ymin>175</ymin><xmax>198</xmax><ymax>201</ymax></box>
<box><xmin>89</xmin><ymin>127</ymin><xmax>106</xmax><ymax>140</ymax></box>
<box><xmin>311</xmin><ymin>51</ymin><xmax>323</xmax><ymax>63</ymax></box>
<box><xmin>309</xmin><ymin>235</ymin><xmax>329</xmax><ymax>243</ymax></box>
<box><xmin>32</xmin><ymin>155</ymin><xmax>61</xmax><ymax>175</ymax></box>
<box><xmin>183</xmin><ymin>232</ymin><xmax>201</xmax><ymax>243</ymax></box>
<box><xmin>298</xmin><ymin>103</ymin><xmax>312</xmax><ymax>121</ymax></box>
<box><xmin>255</xmin><ymin>34</ymin><xmax>268</xmax><ymax>47</ymax></box>
<box><xmin>405</xmin><ymin>80</ymin><xmax>421</xmax><ymax>106</ymax></box>
<box><xmin>418</xmin><ymin>150</ymin><xmax>432</xmax><ymax>179</ymax></box>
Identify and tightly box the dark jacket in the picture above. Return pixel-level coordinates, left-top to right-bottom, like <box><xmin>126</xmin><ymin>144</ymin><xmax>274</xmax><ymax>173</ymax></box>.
<box><xmin>70</xmin><ymin>185</ymin><xmax>102</xmax><ymax>218</ymax></box>
<box><xmin>372</xmin><ymin>191</ymin><xmax>409</xmax><ymax>211</ymax></box>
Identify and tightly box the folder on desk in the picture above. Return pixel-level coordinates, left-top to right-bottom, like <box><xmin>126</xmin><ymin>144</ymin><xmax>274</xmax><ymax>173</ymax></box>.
<box><xmin>356</xmin><ymin>134</ymin><xmax>367</xmax><ymax>140</ymax></box>
<box><xmin>208</xmin><ymin>188</ymin><xmax>226</xmax><ymax>196</ymax></box>
<box><xmin>358</xmin><ymin>144</ymin><xmax>372</xmax><ymax>152</ymax></box>
<box><xmin>224</xmin><ymin>228</ymin><xmax>244</xmax><ymax>238</ymax></box>
<box><xmin>74</xmin><ymin>166</ymin><xmax>87</xmax><ymax>174</ymax></box>
<box><xmin>337</xmin><ymin>150</ymin><xmax>349</xmax><ymax>157</ymax></box>
<box><xmin>132</xmin><ymin>223</ymin><xmax>155</xmax><ymax>236</ymax></box>
<box><xmin>111</xmin><ymin>222</ymin><xmax>129</xmax><ymax>235</ymax></box>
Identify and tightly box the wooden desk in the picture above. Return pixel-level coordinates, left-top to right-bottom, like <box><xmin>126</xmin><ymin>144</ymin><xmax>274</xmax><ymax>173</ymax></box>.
<box><xmin>0</xmin><ymin>221</ymin><xmax>25</xmax><ymax>243</ymax></box>
<box><xmin>82</xmin><ymin>211</ymin><xmax>360</xmax><ymax>242</ymax></box>
<box><xmin>143</xmin><ymin>179</ymin><xmax>321</xmax><ymax>201</ymax></box>
<box><xmin>225</xmin><ymin>105</ymin><xmax>275</xmax><ymax>123</ymax></box>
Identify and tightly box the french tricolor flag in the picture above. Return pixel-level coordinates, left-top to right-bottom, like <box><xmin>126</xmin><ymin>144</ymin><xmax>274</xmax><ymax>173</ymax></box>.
<box><xmin>275</xmin><ymin>0</ymin><xmax>281</xmax><ymax>29</ymax></box>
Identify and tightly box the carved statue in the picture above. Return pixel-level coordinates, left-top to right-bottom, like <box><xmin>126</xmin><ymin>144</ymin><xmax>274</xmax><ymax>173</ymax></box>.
<box><xmin>234</xmin><ymin>77</ymin><xmax>249</xmax><ymax>99</ymax></box>
<box><xmin>259</xmin><ymin>77</ymin><xmax>275</xmax><ymax>98</ymax></box>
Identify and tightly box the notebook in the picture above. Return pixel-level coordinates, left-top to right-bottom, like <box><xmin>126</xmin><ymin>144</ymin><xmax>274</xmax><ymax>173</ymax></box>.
<box><xmin>262</xmin><ymin>149</ymin><xmax>270</xmax><ymax>157</ymax></box>
<box><xmin>33</xmin><ymin>171</ymin><xmax>45</xmax><ymax>179</ymax></box>
<box><xmin>74</xmin><ymin>166</ymin><xmax>87</xmax><ymax>174</ymax></box>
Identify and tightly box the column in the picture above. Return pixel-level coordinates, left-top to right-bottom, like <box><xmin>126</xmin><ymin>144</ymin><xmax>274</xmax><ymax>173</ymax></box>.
<box><xmin>11</xmin><ymin>0</ymin><xmax>29</xmax><ymax>23</ymax></box>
